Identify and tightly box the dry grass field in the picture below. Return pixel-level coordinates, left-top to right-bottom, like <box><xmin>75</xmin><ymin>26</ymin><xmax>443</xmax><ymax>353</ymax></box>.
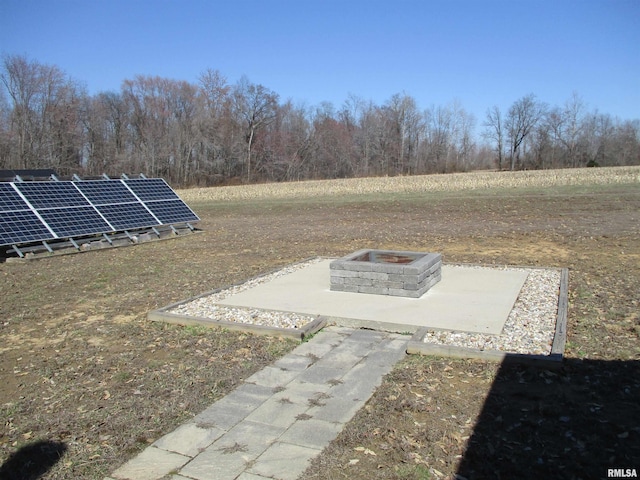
<box><xmin>179</xmin><ymin>166</ymin><xmax>640</xmax><ymax>202</ymax></box>
<box><xmin>1</xmin><ymin>166</ymin><xmax>639</xmax><ymax>479</ymax></box>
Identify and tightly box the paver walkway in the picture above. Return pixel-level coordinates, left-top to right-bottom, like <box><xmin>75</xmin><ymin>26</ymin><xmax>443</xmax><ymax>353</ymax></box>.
<box><xmin>106</xmin><ymin>326</ymin><xmax>408</xmax><ymax>480</ymax></box>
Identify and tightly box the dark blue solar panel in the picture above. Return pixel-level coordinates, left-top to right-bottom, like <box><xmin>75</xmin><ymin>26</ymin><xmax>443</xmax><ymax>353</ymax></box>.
<box><xmin>15</xmin><ymin>182</ymin><xmax>90</xmax><ymax>209</ymax></box>
<box><xmin>124</xmin><ymin>178</ymin><xmax>179</xmax><ymax>201</ymax></box>
<box><xmin>98</xmin><ymin>203</ymin><xmax>160</xmax><ymax>230</ymax></box>
<box><xmin>39</xmin><ymin>207</ymin><xmax>112</xmax><ymax>238</ymax></box>
<box><xmin>0</xmin><ymin>184</ymin><xmax>30</xmax><ymax>213</ymax></box>
<box><xmin>0</xmin><ymin>211</ymin><xmax>55</xmax><ymax>246</ymax></box>
<box><xmin>144</xmin><ymin>200</ymin><xmax>199</xmax><ymax>224</ymax></box>
<box><xmin>1</xmin><ymin>178</ymin><xmax>198</xmax><ymax>248</ymax></box>
<box><xmin>75</xmin><ymin>180</ymin><xmax>138</xmax><ymax>205</ymax></box>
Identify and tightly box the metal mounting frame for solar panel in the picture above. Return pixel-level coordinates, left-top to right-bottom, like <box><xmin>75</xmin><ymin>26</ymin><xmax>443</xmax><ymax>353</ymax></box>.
<box><xmin>1</xmin><ymin>178</ymin><xmax>199</xmax><ymax>249</ymax></box>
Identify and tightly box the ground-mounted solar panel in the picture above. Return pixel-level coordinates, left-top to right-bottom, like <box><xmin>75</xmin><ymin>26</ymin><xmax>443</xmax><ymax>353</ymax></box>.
<box><xmin>124</xmin><ymin>178</ymin><xmax>180</xmax><ymax>202</ymax></box>
<box><xmin>0</xmin><ymin>210</ymin><xmax>55</xmax><ymax>245</ymax></box>
<box><xmin>75</xmin><ymin>180</ymin><xmax>139</xmax><ymax>205</ymax></box>
<box><xmin>0</xmin><ymin>184</ymin><xmax>31</xmax><ymax>212</ymax></box>
<box><xmin>14</xmin><ymin>182</ymin><xmax>90</xmax><ymax>209</ymax></box>
<box><xmin>144</xmin><ymin>199</ymin><xmax>200</xmax><ymax>225</ymax></box>
<box><xmin>1</xmin><ymin>177</ymin><xmax>199</xmax><ymax>253</ymax></box>
<box><xmin>39</xmin><ymin>207</ymin><xmax>113</xmax><ymax>238</ymax></box>
<box><xmin>98</xmin><ymin>203</ymin><xmax>160</xmax><ymax>231</ymax></box>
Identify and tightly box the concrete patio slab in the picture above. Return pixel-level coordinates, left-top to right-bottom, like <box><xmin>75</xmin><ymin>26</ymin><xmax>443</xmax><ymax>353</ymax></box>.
<box><xmin>217</xmin><ymin>260</ymin><xmax>528</xmax><ymax>335</ymax></box>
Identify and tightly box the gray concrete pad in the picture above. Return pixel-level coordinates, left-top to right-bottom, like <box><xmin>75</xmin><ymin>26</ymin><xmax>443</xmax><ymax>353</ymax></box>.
<box><xmin>218</xmin><ymin>260</ymin><xmax>528</xmax><ymax>335</ymax></box>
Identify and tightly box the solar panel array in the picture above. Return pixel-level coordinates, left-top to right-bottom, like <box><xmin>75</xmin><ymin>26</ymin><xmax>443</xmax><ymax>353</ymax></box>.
<box><xmin>1</xmin><ymin>178</ymin><xmax>199</xmax><ymax>247</ymax></box>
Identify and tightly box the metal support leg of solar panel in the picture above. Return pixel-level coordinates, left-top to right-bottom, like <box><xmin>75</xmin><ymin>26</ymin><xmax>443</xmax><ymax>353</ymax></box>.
<box><xmin>1</xmin><ymin>176</ymin><xmax>199</xmax><ymax>260</ymax></box>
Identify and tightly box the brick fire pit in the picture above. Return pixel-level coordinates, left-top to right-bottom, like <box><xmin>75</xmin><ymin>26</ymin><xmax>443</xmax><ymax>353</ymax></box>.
<box><xmin>329</xmin><ymin>249</ymin><xmax>442</xmax><ymax>298</ymax></box>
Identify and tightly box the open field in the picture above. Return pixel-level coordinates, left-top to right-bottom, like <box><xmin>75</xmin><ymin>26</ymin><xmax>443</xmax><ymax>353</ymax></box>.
<box><xmin>1</xmin><ymin>167</ymin><xmax>639</xmax><ymax>479</ymax></box>
<box><xmin>180</xmin><ymin>166</ymin><xmax>640</xmax><ymax>202</ymax></box>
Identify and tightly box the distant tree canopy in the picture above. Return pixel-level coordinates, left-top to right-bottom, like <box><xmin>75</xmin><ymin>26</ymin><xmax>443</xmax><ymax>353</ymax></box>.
<box><xmin>1</xmin><ymin>55</ymin><xmax>638</xmax><ymax>186</ymax></box>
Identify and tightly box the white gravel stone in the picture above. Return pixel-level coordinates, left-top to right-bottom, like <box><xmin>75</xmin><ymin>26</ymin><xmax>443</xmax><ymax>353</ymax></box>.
<box><xmin>422</xmin><ymin>266</ymin><xmax>561</xmax><ymax>355</ymax></box>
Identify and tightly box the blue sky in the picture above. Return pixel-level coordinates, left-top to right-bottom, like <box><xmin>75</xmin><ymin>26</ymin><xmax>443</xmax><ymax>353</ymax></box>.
<box><xmin>1</xmin><ymin>0</ymin><xmax>639</xmax><ymax>124</ymax></box>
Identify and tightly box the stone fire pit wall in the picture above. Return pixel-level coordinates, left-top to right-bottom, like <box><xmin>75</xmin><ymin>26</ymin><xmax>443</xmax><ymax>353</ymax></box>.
<box><xmin>330</xmin><ymin>249</ymin><xmax>442</xmax><ymax>298</ymax></box>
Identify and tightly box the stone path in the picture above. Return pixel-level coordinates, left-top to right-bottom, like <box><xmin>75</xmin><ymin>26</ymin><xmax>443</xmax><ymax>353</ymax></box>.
<box><xmin>106</xmin><ymin>326</ymin><xmax>409</xmax><ymax>480</ymax></box>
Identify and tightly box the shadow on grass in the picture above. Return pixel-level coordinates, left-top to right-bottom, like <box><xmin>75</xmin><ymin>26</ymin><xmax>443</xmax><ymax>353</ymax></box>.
<box><xmin>456</xmin><ymin>358</ymin><xmax>640</xmax><ymax>480</ymax></box>
<box><xmin>0</xmin><ymin>440</ymin><xmax>67</xmax><ymax>480</ymax></box>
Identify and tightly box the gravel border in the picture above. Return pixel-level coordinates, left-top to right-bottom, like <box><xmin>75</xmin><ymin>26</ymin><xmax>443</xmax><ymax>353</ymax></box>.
<box><xmin>166</xmin><ymin>259</ymin><xmax>562</xmax><ymax>357</ymax></box>
<box><xmin>420</xmin><ymin>266</ymin><xmax>561</xmax><ymax>355</ymax></box>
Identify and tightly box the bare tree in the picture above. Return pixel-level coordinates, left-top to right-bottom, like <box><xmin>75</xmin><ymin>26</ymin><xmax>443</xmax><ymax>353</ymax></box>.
<box><xmin>344</xmin><ymin>96</ymin><xmax>378</xmax><ymax>176</ymax></box>
<box><xmin>546</xmin><ymin>92</ymin><xmax>586</xmax><ymax>167</ymax></box>
<box><xmin>3</xmin><ymin>54</ymin><xmax>640</xmax><ymax>185</ymax></box>
<box><xmin>1</xmin><ymin>55</ymin><xmax>40</xmax><ymax>168</ymax></box>
<box><xmin>232</xmin><ymin>77</ymin><xmax>278</xmax><ymax>182</ymax></box>
<box><xmin>1</xmin><ymin>54</ymin><xmax>82</xmax><ymax>171</ymax></box>
<box><xmin>449</xmin><ymin>100</ymin><xmax>476</xmax><ymax>171</ymax></box>
<box><xmin>383</xmin><ymin>93</ymin><xmax>422</xmax><ymax>174</ymax></box>
<box><xmin>48</xmin><ymin>80</ymin><xmax>85</xmax><ymax>175</ymax></box>
<box><xmin>121</xmin><ymin>75</ymin><xmax>167</xmax><ymax>176</ymax></box>
<box><xmin>581</xmin><ymin>111</ymin><xmax>617</xmax><ymax>166</ymax></box>
<box><xmin>196</xmin><ymin>69</ymin><xmax>237</xmax><ymax>181</ymax></box>
<box><xmin>0</xmin><ymin>87</ymin><xmax>9</xmax><ymax>167</ymax></box>
<box><xmin>505</xmin><ymin>94</ymin><xmax>546</xmax><ymax>170</ymax></box>
<box><xmin>613</xmin><ymin>120</ymin><xmax>640</xmax><ymax>166</ymax></box>
<box><xmin>483</xmin><ymin>106</ymin><xmax>505</xmax><ymax>170</ymax></box>
<box><xmin>309</xmin><ymin>102</ymin><xmax>355</xmax><ymax>178</ymax></box>
<box><xmin>560</xmin><ymin>92</ymin><xmax>586</xmax><ymax>167</ymax></box>
<box><xmin>263</xmin><ymin>100</ymin><xmax>313</xmax><ymax>181</ymax></box>
<box><xmin>199</xmin><ymin>69</ymin><xmax>229</xmax><ymax>116</ymax></box>
<box><xmin>424</xmin><ymin>104</ymin><xmax>454</xmax><ymax>173</ymax></box>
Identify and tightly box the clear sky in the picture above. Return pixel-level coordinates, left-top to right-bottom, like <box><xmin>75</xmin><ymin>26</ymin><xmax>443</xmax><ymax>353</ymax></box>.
<box><xmin>1</xmin><ymin>0</ymin><xmax>639</xmax><ymax>124</ymax></box>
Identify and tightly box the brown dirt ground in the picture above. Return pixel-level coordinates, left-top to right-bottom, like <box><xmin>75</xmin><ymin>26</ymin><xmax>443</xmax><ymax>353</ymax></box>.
<box><xmin>1</xmin><ymin>183</ymin><xmax>639</xmax><ymax>479</ymax></box>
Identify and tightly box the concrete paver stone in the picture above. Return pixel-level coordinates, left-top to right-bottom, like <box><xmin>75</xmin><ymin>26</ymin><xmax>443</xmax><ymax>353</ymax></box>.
<box><xmin>179</xmin><ymin>421</ymin><xmax>286</xmax><ymax>480</ymax></box>
<box><xmin>247</xmin><ymin>442</ymin><xmax>322</xmax><ymax>480</ymax></box>
<box><xmin>110</xmin><ymin>446</ymin><xmax>190</xmax><ymax>480</ymax></box>
<box><xmin>245</xmin><ymin>365</ymin><xmax>301</xmax><ymax>388</ymax></box>
<box><xmin>278</xmin><ymin>418</ymin><xmax>343</xmax><ymax>449</ymax></box>
<box><xmin>306</xmin><ymin>393</ymin><xmax>364</xmax><ymax>425</ymax></box>
<box><xmin>296</xmin><ymin>364</ymin><xmax>350</xmax><ymax>385</ymax></box>
<box><xmin>287</xmin><ymin>339</ymin><xmax>338</xmax><ymax>359</ymax></box>
<box><xmin>244</xmin><ymin>397</ymin><xmax>310</xmax><ymax>428</ymax></box>
<box><xmin>271</xmin><ymin>379</ymin><xmax>333</xmax><ymax>406</ymax></box>
<box><xmin>272</xmin><ymin>354</ymin><xmax>316</xmax><ymax>372</ymax></box>
<box><xmin>152</xmin><ymin>422</ymin><xmax>225</xmax><ymax>457</ymax></box>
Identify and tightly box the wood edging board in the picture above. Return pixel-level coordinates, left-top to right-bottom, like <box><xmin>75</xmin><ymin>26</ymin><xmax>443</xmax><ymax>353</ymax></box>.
<box><xmin>148</xmin><ymin>309</ymin><xmax>327</xmax><ymax>341</ymax></box>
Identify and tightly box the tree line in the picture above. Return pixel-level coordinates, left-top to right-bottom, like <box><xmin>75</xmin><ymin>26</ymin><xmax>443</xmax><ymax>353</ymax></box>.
<box><xmin>1</xmin><ymin>54</ymin><xmax>638</xmax><ymax>186</ymax></box>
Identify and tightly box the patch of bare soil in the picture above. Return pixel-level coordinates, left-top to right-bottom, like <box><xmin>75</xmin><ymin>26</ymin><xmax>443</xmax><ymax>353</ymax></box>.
<box><xmin>1</xmin><ymin>183</ymin><xmax>639</xmax><ymax>479</ymax></box>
